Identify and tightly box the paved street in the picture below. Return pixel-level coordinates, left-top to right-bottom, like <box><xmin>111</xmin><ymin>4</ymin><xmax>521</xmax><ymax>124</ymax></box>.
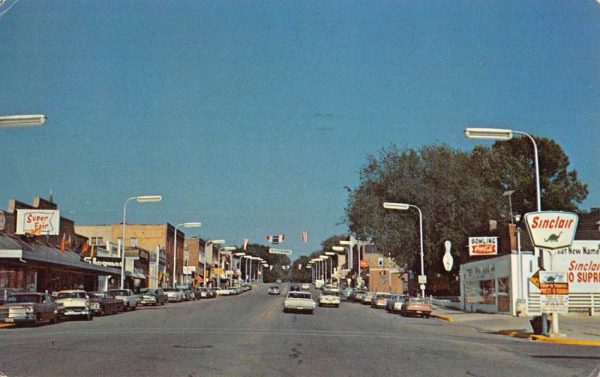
<box><xmin>0</xmin><ymin>285</ymin><xmax>598</xmax><ymax>377</ymax></box>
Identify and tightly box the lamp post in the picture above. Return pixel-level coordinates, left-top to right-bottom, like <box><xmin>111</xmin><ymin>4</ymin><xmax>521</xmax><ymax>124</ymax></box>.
<box><xmin>0</xmin><ymin>114</ymin><xmax>46</xmax><ymax>127</ymax></box>
<box><xmin>503</xmin><ymin>190</ymin><xmax>515</xmax><ymax>224</ymax></box>
<box><xmin>234</xmin><ymin>252</ymin><xmax>246</xmax><ymax>283</ymax></box>
<box><xmin>203</xmin><ymin>240</ymin><xmax>225</xmax><ymax>287</ymax></box>
<box><xmin>172</xmin><ymin>222</ymin><xmax>202</xmax><ymax>288</ymax></box>
<box><xmin>383</xmin><ymin>201</ymin><xmax>426</xmax><ymax>298</ymax></box>
<box><xmin>320</xmin><ymin>255</ymin><xmax>329</xmax><ymax>284</ymax></box>
<box><xmin>325</xmin><ymin>252</ymin><xmax>335</xmax><ymax>284</ymax></box>
<box><xmin>121</xmin><ymin>195</ymin><xmax>162</xmax><ymax>289</ymax></box>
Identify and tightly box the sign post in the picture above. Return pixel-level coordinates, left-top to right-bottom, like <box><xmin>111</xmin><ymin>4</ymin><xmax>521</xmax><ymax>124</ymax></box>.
<box><xmin>524</xmin><ymin>211</ymin><xmax>578</xmax><ymax>337</ymax></box>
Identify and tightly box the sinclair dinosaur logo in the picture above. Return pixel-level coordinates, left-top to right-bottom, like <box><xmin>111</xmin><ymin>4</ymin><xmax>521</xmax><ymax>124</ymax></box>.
<box><xmin>524</xmin><ymin>211</ymin><xmax>578</xmax><ymax>250</ymax></box>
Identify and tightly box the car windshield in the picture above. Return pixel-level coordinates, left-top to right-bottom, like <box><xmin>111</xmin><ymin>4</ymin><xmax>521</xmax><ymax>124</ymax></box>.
<box><xmin>109</xmin><ymin>290</ymin><xmax>128</xmax><ymax>296</ymax></box>
<box><xmin>288</xmin><ymin>293</ymin><xmax>311</xmax><ymax>299</ymax></box>
<box><xmin>57</xmin><ymin>292</ymin><xmax>87</xmax><ymax>299</ymax></box>
<box><xmin>6</xmin><ymin>294</ymin><xmax>41</xmax><ymax>303</ymax></box>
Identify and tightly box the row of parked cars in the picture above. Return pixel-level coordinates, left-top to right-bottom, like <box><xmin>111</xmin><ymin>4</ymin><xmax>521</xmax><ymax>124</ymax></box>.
<box><xmin>341</xmin><ymin>288</ymin><xmax>433</xmax><ymax>318</ymax></box>
<box><xmin>0</xmin><ymin>284</ymin><xmax>250</xmax><ymax>327</ymax></box>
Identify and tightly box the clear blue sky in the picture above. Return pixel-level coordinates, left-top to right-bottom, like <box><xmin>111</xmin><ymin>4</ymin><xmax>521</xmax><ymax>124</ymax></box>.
<box><xmin>1</xmin><ymin>1</ymin><xmax>599</xmax><ymax>256</ymax></box>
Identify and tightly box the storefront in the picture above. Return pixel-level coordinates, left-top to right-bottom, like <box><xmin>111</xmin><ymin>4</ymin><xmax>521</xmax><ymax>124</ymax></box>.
<box><xmin>461</xmin><ymin>254</ymin><xmax>513</xmax><ymax>314</ymax></box>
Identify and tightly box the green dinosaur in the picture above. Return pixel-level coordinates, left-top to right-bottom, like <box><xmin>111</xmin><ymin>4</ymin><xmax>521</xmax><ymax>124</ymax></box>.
<box><xmin>544</xmin><ymin>232</ymin><xmax>562</xmax><ymax>242</ymax></box>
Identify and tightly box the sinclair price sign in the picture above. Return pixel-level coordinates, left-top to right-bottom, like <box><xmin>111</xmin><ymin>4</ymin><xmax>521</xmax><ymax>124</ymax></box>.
<box><xmin>524</xmin><ymin>211</ymin><xmax>578</xmax><ymax>250</ymax></box>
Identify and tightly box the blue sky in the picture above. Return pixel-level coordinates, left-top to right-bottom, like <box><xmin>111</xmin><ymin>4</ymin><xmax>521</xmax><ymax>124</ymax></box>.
<box><xmin>1</xmin><ymin>1</ymin><xmax>599</xmax><ymax>256</ymax></box>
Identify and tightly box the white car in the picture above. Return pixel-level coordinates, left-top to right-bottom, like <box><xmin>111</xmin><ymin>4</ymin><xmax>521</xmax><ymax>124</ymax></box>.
<box><xmin>318</xmin><ymin>290</ymin><xmax>340</xmax><ymax>308</ymax></box>
<box><xmin>163</xmin><ymin>288</ymin><xmax>184</xmax><ymax>302</ymax></box>
<box><xmin>283</xmin><ymin>291</ymin><xmax>316</xmax><ymax>314</ymax></box>
<box><xmin>108</xmin><ymin>289</ymin><xmax>140</xmax><ymax>311</ymax></box>
<box><xmin>55</xmin><ymin>290</ymin><xmax>93</xmax><ymax>321</ymax></box>
<box><xmin>215</xmin><ymin>287</ymin><xmax>231</xmax><ymax>296</ymax></box>
<box><xmin>301</xmin><ymin>283</ymin><xmax>310</xmax><ymax>290</ymax></box>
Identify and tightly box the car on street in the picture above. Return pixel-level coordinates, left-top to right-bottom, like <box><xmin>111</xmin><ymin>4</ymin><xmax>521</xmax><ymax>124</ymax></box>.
<box><xmin>197</xmin><ymin>287</ymin><xmax>216</xmax><ymax>299</ymax></box>
<box><xmin>215</xmin><ymin>287</ymin><xmax>231</xmax><ymax>296</ymax></box>
<box><xmin>301</xmin><ymin>283</ymin><xmax>310</xmax><ymax>290</ymax></box>
<box><xmin>275</xmin><ymin>279</ymin><xmax>282</xmax><ymax>284</ymax></box>
<box><xmin>55</xmin><ymin>290</ymin><xmax>93</xmax><ymax>320</ymax></box>
<box><xmin>289</xmin><ymin>285</ymin><xmax>301</xmax><ymax>292</ymax></box>
<box><xmin>87</xmin><ymin>291</ymin><xmax>124</xmax><ymax>315</ymax></box>
<box><xmin>283</xmin><ymin>291</ymin><xmax>316</xmax><ymax>314</ymax></box>
<box><xmin>241</xmin><ymin>283</ymin><xmax>252</xmax><ymax>291</ymax></box>
<box><xmin>268</xmin><ymin>285</ymin><xmax>281</xmax><ymax>295</ymax></box>
<box><xmin>341</xmin><ymin>288</ymin><xmax>354</xmax><ymax>300</ymax></box>
<box><xmin>139</xmin><ymin>288</ymin><xmax>167</xmax><ymax>306</ymax></box>
<box><xmin>177</xmin><ymin>286</ymin><xmax>196</xmax><ymax>301</ymax></box>
<box><xmin>108</xmin><ymin>289</ymin><xmax>140</xmax><ymax>311</ymax></box>
<box><xmin>353</xmin><ymin>289</ymin><xmax>367</xmax><ymax>302</ymax></box>
<box><xmin>400</xmin><ymin>297</ymin><xmax>433</xmax><ymax>318</ymax></box>
<box><xmin>318</xmin><ymin>290</ymin><xmax>340</xmax><ymax>307</ymax></box>
<box><xmin>361</xmin><ymin>292</ymin><xmax>375</xmax><ymax>305</ymax></box>
<box><xmin>163</xmin><ymin>288</ymin><xmax>184</xmax><ymax>302</ymax></box>
<box><xmin>0</xmin><ymin>292</ymin><xmax>61</xmax><ymax>326</ymax></box>
<box><xmin>385</xmin><ymin>294</ymin><xmax>407</xmax><ymax>314</ymax></box>
<box><xmin>371</xmin><ymin>292</ymin><xmax>391</xmax><ymax>309</ymax></box>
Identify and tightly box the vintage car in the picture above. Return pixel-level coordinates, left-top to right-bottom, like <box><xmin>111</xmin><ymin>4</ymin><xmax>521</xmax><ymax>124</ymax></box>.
<box><xmin>108</xmin><ymin>289</ymin><xmax>140</xmax><ymax>311</ymax></box>
<box><xmin>386</xmin><ymin>295</ymin><xmax>407</xmax><ymax>314</ymax></box>
<box><xmin>196</xmin><ymin>287</ymin><xmax>216</xmax><ymax>299</ymax></box>
<box><xmin>361</xmin><ymin>292</ymin><xmax>375</xmax><ymax>305</ymax></box>
<box><xmin>268</xmin><ymin>286</ymin><xmax>281</xmax><ymax>295</ymax></box>
<box><xmin>55</xmin><ymin>290</ymin><xmax>93</xmax><ymax>320</ymax></box>
<box><xmin>283</xmin><ymin>291</ymin><xmax>316</xmax><ymax>314</ymax></box>
<box><xmin>400</xmin><ymin>297</ymin><xmax>433</xmax><ymax>318</ymax></box>
<box><xmin>318</xmin><ymin>290</ymin><xmax>340</xmax><ymax>308</ymax></box>
<box><xmin>139</xmin><ymin>288</ymin><xmax>167</xmax><ymax>306</ymax></box>
<box><xmin>87</xmin><ymin>291</ymin><xmax>124</xmax><ymax>315</ymax></box>
<box><xmin>0</xmin><ymin>292</ymin><xmax>61</xmax><ymax>326</ymax></box>
<box><xmin>371</xmin><ymin>292</ymin><xmax>391</xmax><ymax>309</ymax></box>
<box><xmin>163</xmin><ymin>288</ymin><xmax>184</xmax><ymax>302</ymax></box>
<box><xmin>301</xmin><ymin>283</ymin><xmax>310</xmax><ymax>290</ymax></box>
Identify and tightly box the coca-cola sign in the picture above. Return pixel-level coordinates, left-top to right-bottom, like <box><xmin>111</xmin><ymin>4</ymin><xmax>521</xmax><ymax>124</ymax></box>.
<box><xmin>468</xmin><ymin>237</ymin><xmax>498</xmax><ymax>256</ymax></box>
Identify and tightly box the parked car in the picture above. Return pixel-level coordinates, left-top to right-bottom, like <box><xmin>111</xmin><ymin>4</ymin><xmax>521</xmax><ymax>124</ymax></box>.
<box><xmin>361</xmin><ymin>292</ymin><xmax>375</xmax><ymax>305</ymax></box>
<box><xmin>275</xmin><ymin>279</ymin><xmax>282</xmax><ymax>284</ymax></box>
<box><xmin>283</xmin><ymin>291</ymin><xmax>316</xmax><ymax>314</ymax></box>
<box><xmin>353</xmin><ymin>290</ymin><xmax>367</xmax><ymax>302</ymax></box>
<box><xmin>55</xmin><ymin>290</ymin><xmax>93</xmax><ymax>320</ymax></box>
<box><xmin>241</xmin><ymin>283</ymin><xmax>252</xmax><ymax>291</ymax></box>
<box><xmin>385</xmin><ymin>295</ymin><xmax>407</xmax><ymax>313</ymax></box>
<box><xmin>301</xmin><ymin>283</ymin><xmax>310</xmax><ymax>290</ymax></box>
<box><xmin>400</xmin><ymin>297</ymin><xmax>433</xmax><ymax>318</ymax></box>
<box><xmin>341</xmin><ymin>288</ymin><xmax>354</xmax><ymax>301</ymax></box>
<box><xmin>268</xmin><ymin>286</ymin><xmax>281</xmax><ymax>295</ymax></box>
<box><xmin>215</xmin><ymin>287</ymin><xmax>231</xmax><ymax>296</ymax></box>
<box><xmin>108</xmin><ymin>289</ymin><xmax>140</xmax><ymax>311</ymax></box>
<box><xmin>139</xmin><ymin>288</ymin><xmax>167</xmax><ymax>306</ymax></box>
<box><xmin>318</xmin><ymin>290</ymin><xmax>340</xmax><ymax>308</ymax></box>
<box><xmin>371</xmin><ymin>292</ymin><xmax>391</xmax><ymax>309</ymax></box>
<box><xmin>289</xmin><ymin>285</ymin><xmax>301</xmax><ymax>292</ymax></box>
<box><xmin>0</xmin><ymin>292</ymin><xmax>61</xmax><ymax>326</ymax></box>
<box><xmin>87</xmin><ymin>291</ymin><xmax>124</xmax><ymax>315</ymax></box>
<box><xmin>163</xmin><ymin>288</ymin><xmax>184</xmax><ymax>302</ymax></box>
<box><xmin>197</xmin><ymin>287</ymin><xmax>216</xmax><ymax>299</ymax></box>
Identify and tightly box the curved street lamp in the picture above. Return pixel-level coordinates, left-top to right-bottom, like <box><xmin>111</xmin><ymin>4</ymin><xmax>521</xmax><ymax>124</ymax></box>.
<box><xmin>203</xmin><ymin>240</ymin><xmax>224</xmax><ymax>287</ymax></box>
<box><xmin>173</xmin><ymin>222</ymin><xmax>202</xmax><ymax>288</ymax></box>
<box><xmin>121</xmin><ymin>195</ymin><xmax>162</xmax><ymax>289</ymax></box>
<box><xmin>0</xmin><ymin>114</ymin><xmax>46</xmax><ymax>127</ymax></box>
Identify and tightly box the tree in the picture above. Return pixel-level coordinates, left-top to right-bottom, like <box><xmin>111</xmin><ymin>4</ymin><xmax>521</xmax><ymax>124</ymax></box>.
<box><xmin>235</xmin><ymin>243</ymin><xmax>291</xmax><ymax>283</ymax></box>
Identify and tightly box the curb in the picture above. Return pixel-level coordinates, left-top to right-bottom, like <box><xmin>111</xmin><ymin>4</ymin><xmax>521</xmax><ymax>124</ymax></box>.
<box><xmin>431</xmin><ymin>313</ymin><xmax>454</xmax><ymax>322</ymax></box>
<box><xmin>0</xmin><ymin>323</ymin><xmax>14</xmax><ymax>329</ymax></box>
<box><xmin>496</xmin><ymin>330</ymin><xmax>600</xmax><ymax>347</ymax></box>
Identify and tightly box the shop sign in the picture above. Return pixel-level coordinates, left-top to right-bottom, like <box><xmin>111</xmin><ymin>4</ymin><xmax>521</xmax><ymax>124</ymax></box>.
<box><xmin>551</xmin><ymin>241</ymin><xmax>600</xmax><ymax>293</ymax></box>
<box><xmin>359</xmin><ymin>259</ymin><xmax>369</xmax><ymax>268</ymax></box>
<box><xmin>83</xmin><ymin>256</ymin><xmax>122</xmax><ymax>268</ymax></box>
<box><xmin>524</xmin><ymin>211</ymin><xmax>578</xmax><ymax>250</ymax></box>
<box><xmin>183</xmin><ymin>266</ymin><xmax>196</xmax><ymax>275</ymax></box>
<box><xmin>539</xmin><ymin>271</ymin><xmax>569</xmax><ymax>314</ymax></box>
<box><xmin>464</xmin><ymin>263</ymin><xmax>495</xmax><ymax>281</ymax></box>
<box><xmin>16</xmin><ymin>209</ymin><xmax>60</xmax><ymax>236</ymax></box>
<box><xmin>540</xmin><ymin>295</ymin><xmax>569</xmax><ymax>314</ymax></box>
<box><xmin>468</xmin><ymin>237</ymin><xmax>498</xmax><ymax>256</ymax></box>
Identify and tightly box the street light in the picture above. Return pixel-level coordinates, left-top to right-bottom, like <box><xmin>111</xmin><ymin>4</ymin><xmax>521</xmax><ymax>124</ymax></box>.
<box><xmin>173</xmin><ymin>222</ymin><xmax>202</xmax><ymax>288</ymax></box>
<box><xmin>503</xmin><ymin>190</ymin><xmax>515</xmax><ymax>224</ymax></box>
<box><xmin>0</xmin><ymin>114</ymin><xmax>46</xmax><ymax>127</ymax></box>
<box><xmin>464</xmin><ymin>127</ymin><xmax>541</xmax><ymax>212</ymax></box>
<box><xmin>383</xmin><ymin>201</ymin><xmax>426</xmax><ymax>298</ymax></box>
<box><xmin>203</xmin><ymin>240</ymin><xmax>225</xmax><ymax>287</ymax></box>
<box><xmin>121</xmin><ymin>195</ymin><xmax>162</xmax><ymax>289</ymax></box>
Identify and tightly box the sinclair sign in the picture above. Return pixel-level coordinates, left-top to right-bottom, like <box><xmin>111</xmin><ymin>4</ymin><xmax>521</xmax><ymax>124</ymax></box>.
<box><xmin>524</xmin><ymin>211</ymin><xmax>579</xmax><ymax>250</ymax></box>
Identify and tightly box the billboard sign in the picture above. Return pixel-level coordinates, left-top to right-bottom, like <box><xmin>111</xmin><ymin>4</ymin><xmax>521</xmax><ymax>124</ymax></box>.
<box><xmin>524</xmin><ymin>211</ymin><xmax>578</xmax><ymax>250</ymax></box>
<box><xmin>539</xmin><ymin>271</ymin><xmax>569</xmax><ymax>314</ymax></box>
<box><xmin>16</xmin><ymin>209</ymin><xmax>60</xmax><ymax>235</ymax></box>
<box><xmin>468</xmin><ymin>237</ymin><xmax>498</xmax><ymax>256</ymax></box>
<box><xmin>269</xmin><ymin>248</ymin><xmax>293</xmax><ymax>255</ymax></box>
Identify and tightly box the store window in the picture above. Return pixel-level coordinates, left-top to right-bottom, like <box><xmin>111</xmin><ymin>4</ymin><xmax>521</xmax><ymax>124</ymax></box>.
<box><xmin>497</xmin><ymin>277</ymin><xmax>510</xmax><ymax>312</ymax></box>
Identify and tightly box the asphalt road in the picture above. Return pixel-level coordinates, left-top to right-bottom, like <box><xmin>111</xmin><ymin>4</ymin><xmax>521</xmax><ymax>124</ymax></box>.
<box><xmin>0</xmin><ymin>284</ymin><xmax>598</xmax><ymax>377</ymax></box>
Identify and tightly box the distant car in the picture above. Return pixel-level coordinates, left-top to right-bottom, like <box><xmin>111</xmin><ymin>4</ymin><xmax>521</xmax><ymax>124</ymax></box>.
<box><xmin>215</xmin><ymin>287</ymin><xmax>231</xmax><ymax>296</ymax></box>
<box><xmin>318</xmin><ymin>290</ymin><xmax>340</xmax><ymax>308</ymax></box>
<box><xmin>341</xmin><ymin>288</ymin><xmax>354</xmax><ymax>301</ymax></box>
<box><xmin>55</xmin><ymin>290</ymin><xmax>93</xmax><ymax>320</ymax></box>
<box><xmin>371</xmin><ymin>292</ymin><xmax>391</xmax><ymax>309</ymax></box>
<box><xmin>177</xmin><ymin>287</ymin><xmax>195</xmax><ymax>301</ymax></box>
<box><xmin>401</xmin><ymin>297</ymin><xmax>433</xmax><ymax>318</ymax></box>
<box><xmin>353</xmin><ymin>290</ymin><xmax>367</xmax><ymax>302</ymax></box>
<box><xmin>385</xmin><ymin>295</ymin><xmax>407</xmax><ymax>313</ymax></box>
<box><xmin>197</xmin><ymin>287</ymin><xmax>216</xmax><ymax>299</ymax></box>
<box><xmin>87</xmin><ymin>292</ymin><xmax>124</xmax><ymax>315</ymax></box>
<box><xmin>163</xmin><ymin>288</ymin><xmax>184</xmax><ymax>302</ymax></box>
<box><xmin>275</xmin><ymin>279</ymin><xmax>282</xmax><ymax>284</ymax></box>
<box><xmin>0</xmin><ymin>292</ymin><xmax>61</xmax><ymax>326</ymax></box>
<box><xmin>139</xmin><ymin>288</ymin><xmax>167</xmax><ymax>306</ymax></box>
<box><xmin>283</xmin><ymin>291</ymin><xmax>316</xmax><ymax>314</ymax></box>
<box><xmin>268</xmin><ymin>286</ymin><xmax>281</xmax><ymax>295</ymax></box>
<box><xmin>289</xmin><ymin>285</ymin><xmax>301</xmax><ymax>292</ymax></box>
<box><xmin>241</xmin><ymin>283</ymin><xmax>252</xmax><ymax>291</ymax></box>
<box><xmin>108</xmin><ymin>289</ymin><xmax>140</xmax><ymax>311</ymax></box>
<box><xmin>301</xmin><ymin>283</ymin><xmax>310</xmax><ymax>290</ymax></box>
<box><xmin>361</xmin><ymin>292</ymin><xmax>375</xmax><ymax>305</ymax></box>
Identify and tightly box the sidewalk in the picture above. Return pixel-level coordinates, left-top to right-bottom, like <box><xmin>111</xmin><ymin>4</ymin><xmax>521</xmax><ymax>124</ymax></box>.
<box><xmin>431</xmin><ymin>306</ymin><xmax>600</xmax><ymax>346</ymax></box>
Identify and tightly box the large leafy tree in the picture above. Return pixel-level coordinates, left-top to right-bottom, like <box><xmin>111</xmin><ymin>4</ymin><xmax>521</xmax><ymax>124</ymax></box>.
<box><xmin>346</xmin><ymin>138</ymin><xmax>587</xmax><ymax>275</ymax></box>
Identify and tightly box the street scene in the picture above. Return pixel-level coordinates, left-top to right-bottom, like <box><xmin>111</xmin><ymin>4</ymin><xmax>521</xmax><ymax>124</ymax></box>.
<box><xmin>1</xmin><ymin>1</ymin><xmax>600</xmax><ymax>376</ymax></box>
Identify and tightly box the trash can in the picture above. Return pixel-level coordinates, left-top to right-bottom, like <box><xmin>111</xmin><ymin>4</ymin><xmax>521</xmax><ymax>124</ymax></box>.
<box><xmin>530</xmin><ymin>316</ymin><xmax>551</xmax><ymax>335</ymax></box>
